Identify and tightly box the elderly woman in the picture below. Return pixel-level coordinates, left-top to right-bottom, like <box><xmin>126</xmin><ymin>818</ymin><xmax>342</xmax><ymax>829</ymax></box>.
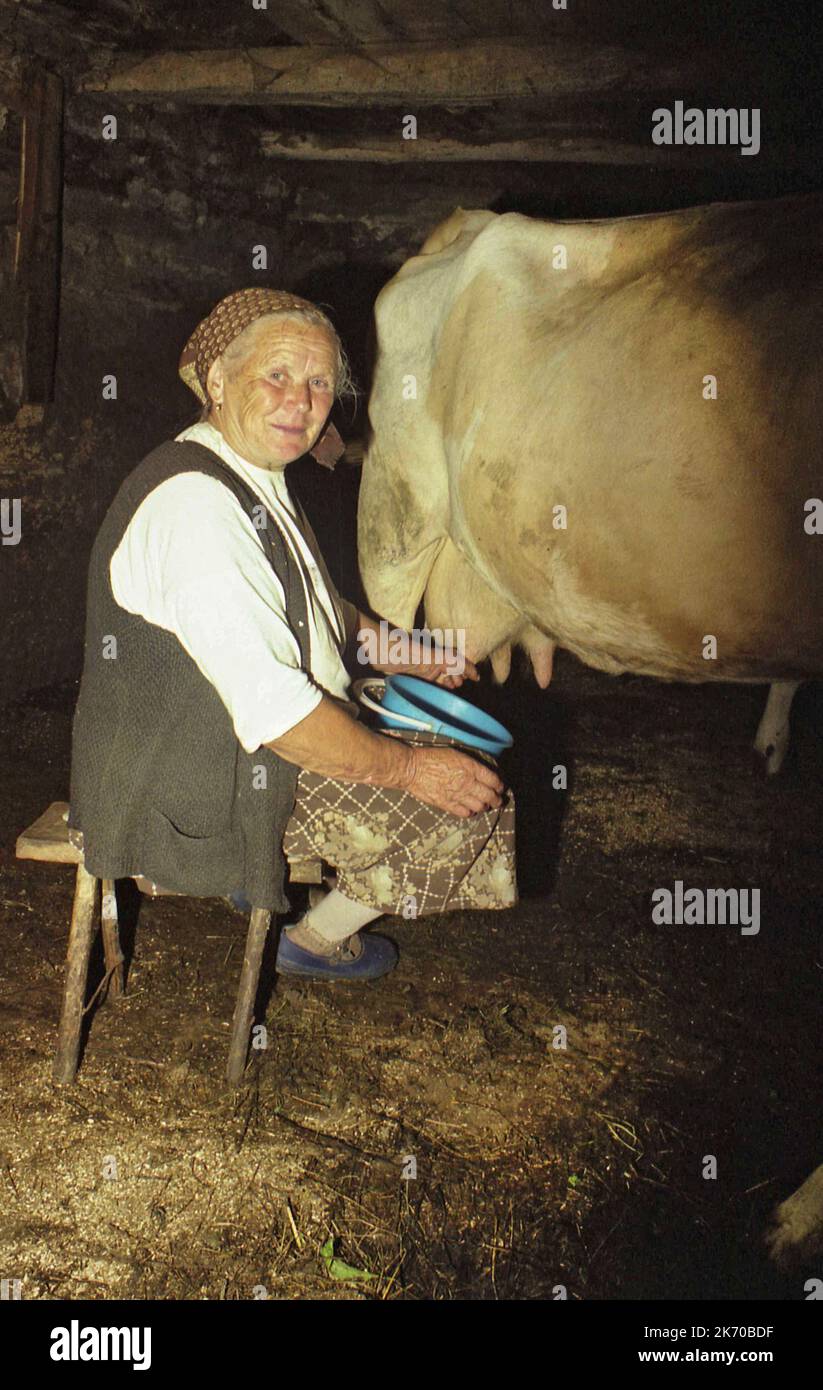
<box><xmin>69</xmin><ymin>288</ymin><xmax>516</xmax><ymax>981</ymax></box>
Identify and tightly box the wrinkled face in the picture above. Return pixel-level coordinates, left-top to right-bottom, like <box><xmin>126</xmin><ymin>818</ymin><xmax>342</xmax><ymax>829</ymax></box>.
<box><xmin>207</xmin><ymin>318</ymin><xmax>337</xmax><ymax>469</ymax></box>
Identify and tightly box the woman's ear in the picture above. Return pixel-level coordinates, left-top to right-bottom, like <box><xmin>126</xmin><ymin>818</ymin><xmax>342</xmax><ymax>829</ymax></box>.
<box><xmin>205</xmin><ymin>358</ymin><xmax>224</xmax><ymax>409</ymax></box>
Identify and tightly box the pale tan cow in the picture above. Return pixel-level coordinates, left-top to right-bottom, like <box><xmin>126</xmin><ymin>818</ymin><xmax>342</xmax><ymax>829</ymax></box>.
<box><xmin>766</xmin><ymin>1164</ymin><xmax>823</xmax><ymax>1267</ymax></box>
<box><xmin>358</xmin><ymin>196</ymin><xmax>823</xmax><ymax>772</ymax></box>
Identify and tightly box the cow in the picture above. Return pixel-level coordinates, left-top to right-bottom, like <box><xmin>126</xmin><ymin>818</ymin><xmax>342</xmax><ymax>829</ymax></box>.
<box><xmin>357</xmin><ymin>196</ymin><xmax>823</xmax><ymax>773</ymax></box>
<box><xmin>766</xmin><ymin>1164</ymin><xmax>823</xmax><ymax>1267</ymax></box>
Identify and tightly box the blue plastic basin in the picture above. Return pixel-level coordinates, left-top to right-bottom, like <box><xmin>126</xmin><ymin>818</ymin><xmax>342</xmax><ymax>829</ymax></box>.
<box><xmin>379</xmin><ymin>675</ymin><xmax>513</xmax><ymax>756</ymax></box>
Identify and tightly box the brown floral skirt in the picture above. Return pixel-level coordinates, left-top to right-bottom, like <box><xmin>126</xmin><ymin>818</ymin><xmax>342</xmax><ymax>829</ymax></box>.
<box><xmin>282</xmin><ymin>730</ymin><xmax>517</xmax><ymax>917</ymax></box>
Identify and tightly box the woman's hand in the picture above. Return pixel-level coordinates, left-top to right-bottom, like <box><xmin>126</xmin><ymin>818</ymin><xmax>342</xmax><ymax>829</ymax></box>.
<box><xmin>266</xmin><ymin>693</ymin><xmax>503</xmax><ymax>815</ymax></box>
<box><xmin>401</xmin><ymin>744</ymin><xmax>504</xmax><ymax>818</ymax></box>
<box><xmin>406</xmin><ymin>646</ymin><xmax>480</xmax><ymax>689</ymax></box>
<box><xmin>372</xmin><ymin>623</ymin><xmax>479</xmax><ymax>688</ymax></box>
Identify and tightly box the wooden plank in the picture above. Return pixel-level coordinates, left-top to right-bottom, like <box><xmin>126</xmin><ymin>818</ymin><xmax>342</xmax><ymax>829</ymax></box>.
<box><xmin>79</xmin><ymin>38</ymin><xmax>725</xmax><ymax>106</ymax></box>
<box><xmin>16</xmin><ymin>801</ymin><xmax>82</xmax><ymax>864</ymax></box>
<box><xmin>259</xmin><ymin>129</ymin><xmax>788</xmax><ymax>167</ymax></box>
<box><xmin>286</xmin><ymin>857</ymin><xmax>324</xmax><ymax>885</ymax></box>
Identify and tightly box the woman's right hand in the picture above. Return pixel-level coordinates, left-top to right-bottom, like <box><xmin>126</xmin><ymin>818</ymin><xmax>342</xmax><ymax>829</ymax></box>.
<box><xmin>402</xmin><ymin>744</ymin><xmax>505</xmax><ymax>818</ymax></box>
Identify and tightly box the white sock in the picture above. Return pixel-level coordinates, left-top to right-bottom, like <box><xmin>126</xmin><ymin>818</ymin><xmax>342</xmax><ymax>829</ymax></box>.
<box><xmin>294</xmin><ymin>888</ymin><xmax>383</xmax><ymax>944</ymax></box>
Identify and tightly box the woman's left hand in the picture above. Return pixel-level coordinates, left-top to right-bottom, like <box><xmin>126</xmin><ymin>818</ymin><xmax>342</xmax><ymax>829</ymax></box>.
<box><xmin>360</xmin><ymin>613</ymin><xmax>479</xmax><ymax>687</ymax></box>
<box><xmin>383</xmin><ymin>634</ymin><xmax>479</xmax><ymax>689</ymax></box>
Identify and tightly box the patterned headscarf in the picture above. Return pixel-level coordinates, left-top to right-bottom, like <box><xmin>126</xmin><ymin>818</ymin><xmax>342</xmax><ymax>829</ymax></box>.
<box><xmin>178</xmin><ymin>287</ymin><xmax>345</xmax><ymax>468</ymax></box>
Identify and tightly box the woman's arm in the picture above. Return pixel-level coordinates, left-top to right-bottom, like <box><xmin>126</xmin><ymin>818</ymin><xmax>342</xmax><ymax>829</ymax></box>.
<box><xmin>265</xmin><ymin>694</ymin><xmax>503</xmax><ymax>818</ymax></box>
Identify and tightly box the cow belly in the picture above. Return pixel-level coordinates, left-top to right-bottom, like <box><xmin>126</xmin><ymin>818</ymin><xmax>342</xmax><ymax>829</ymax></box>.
<box><xmin>449</xmin><ymin>406</ymin><xmax>823</xmax><ymax>682</ymax></box>
<box><xmin>470</xmin><ymin>547</ymin><xmax>823</xmax><ymax>684</ymax></box>
<box><xmin>437</xmin><ymin>507</ymin><xmax>823</xmax><ymax>683</ymax></box>
<box><xmin>538</xmin><ymin>549</ymin><xmax>822</xmax><ymax>680</ymax></box>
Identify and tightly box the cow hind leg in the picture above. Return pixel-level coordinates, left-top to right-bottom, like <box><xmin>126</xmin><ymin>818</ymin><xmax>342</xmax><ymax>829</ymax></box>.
<box><xmin>754</xmin><ymin>680</ymin><xmax>802</xmax><ymax>775</ymax></box>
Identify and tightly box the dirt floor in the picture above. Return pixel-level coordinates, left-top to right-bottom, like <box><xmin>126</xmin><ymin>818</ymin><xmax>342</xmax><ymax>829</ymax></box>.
<box><xmin>0</xmin><ymin>661</ymin><xmax>821</xmax><ymax>1301</ymax></box>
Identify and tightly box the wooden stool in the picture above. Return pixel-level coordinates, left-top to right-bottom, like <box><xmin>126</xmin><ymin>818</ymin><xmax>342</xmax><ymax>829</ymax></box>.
<box><xmin>15</xmin><ymin>802</ymin><xmax>322</xmax><ymax>1087</ymax></box>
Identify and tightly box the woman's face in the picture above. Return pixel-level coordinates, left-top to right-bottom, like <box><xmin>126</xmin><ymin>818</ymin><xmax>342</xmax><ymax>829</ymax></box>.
<box><xmin>208</xmin><ymin>318</ymin><xmax>337</xmax><ymax>469</ymax></box>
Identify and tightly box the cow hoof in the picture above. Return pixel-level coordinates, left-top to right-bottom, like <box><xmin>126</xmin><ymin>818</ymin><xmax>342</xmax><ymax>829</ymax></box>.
<box><xmin>752</xmin><ymin>741</ymin><xmax>785</xmax><ymax>776</ymax></box>
<box><xmin>753</xmin><ymin>681</ymin><xmax>801</xmax><ymax>775</ymax></box>
<box><xmin>765</xmin><ymin>1165</ymin><xmax>823</xmax><ymax>1266</ymax></box>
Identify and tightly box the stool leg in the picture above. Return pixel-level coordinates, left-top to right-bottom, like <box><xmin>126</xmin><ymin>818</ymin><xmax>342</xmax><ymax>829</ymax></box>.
<box><xmin>53</xmin><ymin>863</ymin><xmax>98</xmax><ymax>1084</ymax></box>
<box><xmin>100</xmin><ymin>878</ymin><xmax>124</xmax><ymax>999</ymax></box>
<box><xmin>226</xmin><ymin>908</ymin><xmax>270</xmax><ymax>1087</ymax></box>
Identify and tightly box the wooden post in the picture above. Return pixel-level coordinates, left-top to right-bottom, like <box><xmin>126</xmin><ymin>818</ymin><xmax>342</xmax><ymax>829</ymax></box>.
<box><xmin>53</xmin><ymin>863</ymin><xmax>98</xmax><ymax>1084</ymax></box>
<box><xmin>226</xmin><ymin>908</ymin><xmax>271</xmax><ymax>1086</ymax></box>
<box><xmin>14</xmin><ymin>66</ymin><xmax>63</xmax><ymax>404</ymax></box>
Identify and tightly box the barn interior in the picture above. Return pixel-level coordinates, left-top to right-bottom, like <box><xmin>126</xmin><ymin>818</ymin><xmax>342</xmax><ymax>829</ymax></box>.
<box><xmin>1</xmin><ymin>0</ymin><xmax>821</xmax><ymax>1302</ymax></box>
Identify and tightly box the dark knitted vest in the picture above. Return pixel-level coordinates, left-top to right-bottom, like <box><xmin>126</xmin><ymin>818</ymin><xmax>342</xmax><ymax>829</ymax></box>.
<box><xmin>68</xmin><ymin>439</ymin><xmax>311</xmax><ymax>911</ymax></box>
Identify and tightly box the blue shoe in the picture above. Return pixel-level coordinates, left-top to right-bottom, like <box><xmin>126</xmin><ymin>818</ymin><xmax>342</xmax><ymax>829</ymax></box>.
<box><xmin>275</xmin><ymin>928</ymin><xmax>398</xmax><ymax>981</ymax></box>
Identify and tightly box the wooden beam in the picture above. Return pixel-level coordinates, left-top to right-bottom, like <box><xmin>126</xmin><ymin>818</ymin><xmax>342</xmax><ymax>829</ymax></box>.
<box><xmin>259</xmin><ymin>128</ymin><xmax>791</xmax><ymax>167</ymax></box>
<box><xmin>14</xmin><ymin>67</ymin><xmax>63</xmax><ymax>404</ymax></box>
<box><xmin>79</xmin><ymin>37</ymin><xmax>725</xmax><ymax>106</ymax></box>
